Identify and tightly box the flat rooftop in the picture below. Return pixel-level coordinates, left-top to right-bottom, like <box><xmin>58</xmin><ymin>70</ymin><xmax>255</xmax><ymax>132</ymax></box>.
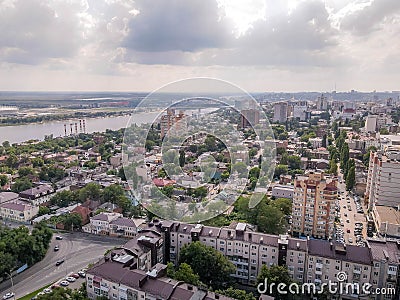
<box><xmin>375</xmin><ymin>206</ymin><xmax>400</xmax><ymax>225</ymax></box>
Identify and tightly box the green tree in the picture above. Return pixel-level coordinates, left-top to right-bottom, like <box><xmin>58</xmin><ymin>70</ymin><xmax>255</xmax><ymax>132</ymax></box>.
<box><xmin>18</xmin><ymin>166</ymin><xmax>34</xmax><ymax>177</ymax></box>
<box><xmin>274</xmin><ymin>164</ymin><xmax>288</xmax><ymax>178</ymax></box>
<box><xmin>0</xmin><ymin>175</ymin><xmax>8</xmax><ymax>187</ymax></box>
<box><xmin>257</xmin><ymin>203</ymin><xmax>285</xmax><ymax>234</ymax></box>
<box><xmin>178</xmin><ymin>241</ymin><xmax>235</xmax><ymax>289</ymax></box>
<box><xmin>179</xmin><ymin>150</ymin><xmax>185</xmax><ymax>168</ymax></box>
<box><xmin>328</xmin><ymin>159</ymin><xmax>338</xmax><ymax>175</ymax></box>
<box><xmin>216</xmin><ymin>287</ymin><xmax>256</xmax><ymax>300</ymax></box>
<box><xmin>167</xmin><ymin>262</ymin><xmax>201</xmax><ymax>285</ymax></box>
<box><xmin>51</xmin><ymin>190</ymin><xmax>76</xmax><ymax>207</ymax></box>
<box><xmin>272</xmin><ymin>198</ymin><xmax>292</xmax><ymax>215</ymax></box>
<box><xmin>256</xmin><ymin>265</ymin><xmax>293</xmax><ymax>299</ymax></box>
<box><xmin>287</xmin><ymin>155</ymin><xmax>301</xmax><ymax>170</ymax></box>
<box><xmin>322</xmin><ymin>134</ymin><xmax>327</xmax><ymax>148</ymax></box>
<box><xmin>346</xmin><ymin>166</ymin><xmax>356</xmax><ymax>191</ymax></box>
<box><xmin>11</xmin><ymin>177</ymin><xmax>32</xmax><ymax>193</ymax></box>
<box><xmin>79</xmin><ymin>182</ymin><xmax>102</xmax><ymax>202</ymax></box>
<box><xmin>103</xmin><ymin>184</ymin><xmax>125</xmax><ymax>202</ymax></box>
<box><xmin>379</xmin><ymin>127</ymin><xmax>389</xmax><ymax>135</ymax></box>
<box><xmin>232</xmin><ymin>162</ymin><xmax>248</xmax><ymax>176</ymax></box>
<box><xmin>6</xmin><ymin>154</ymin><xmax>18</xmax><ymax>168</ymax></box>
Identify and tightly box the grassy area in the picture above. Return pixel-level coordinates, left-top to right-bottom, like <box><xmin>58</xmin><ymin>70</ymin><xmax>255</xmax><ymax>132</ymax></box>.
<box><xmin>18</xmin><ymin>283</ymin><xmax>52</xmax><ymax>300</ymax></box>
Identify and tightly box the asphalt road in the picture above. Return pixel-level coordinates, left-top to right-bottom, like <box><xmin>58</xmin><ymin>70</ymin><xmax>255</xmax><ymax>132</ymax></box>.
<box><xmin>0</xmin><ymin>232</ymin><xmax>124</xmax><ymax>299</ymax></box>
<box><xmin>336</xmin><ymin>169</ymin><xmax>367</xmax><ymax>244</ymax></box>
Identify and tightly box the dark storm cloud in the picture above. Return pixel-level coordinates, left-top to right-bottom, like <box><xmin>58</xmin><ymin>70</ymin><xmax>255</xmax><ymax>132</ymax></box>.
<box><xmin>122</xmin><ymin>0</ymin><xmax>233</xmax><ymax>52</ymax></box>
<box><xmin>0</xmin><ymin>0</ymin><xmax>83</xmax><ymax>64</ymax></box>
<box><xmin>340</xmin><ymin>0</ymin><xmax>400</xmax><ymax>35</ymax></box>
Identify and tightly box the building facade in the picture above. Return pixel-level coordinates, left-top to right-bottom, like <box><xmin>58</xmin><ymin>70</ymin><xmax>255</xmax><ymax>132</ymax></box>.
<box><xmin>291</xmin><ymin>172</ymin><xmax>338</xmax><ymax>239</ymax></box>
<box><xmin>365</xmin><ymin>148</ymin><xmax>400</xmax><ymax>209</ymax></box>
<box><xmin>0</xmin><ymin>200</ymin><xmax>39</xmax><ymax>222</ymax></box>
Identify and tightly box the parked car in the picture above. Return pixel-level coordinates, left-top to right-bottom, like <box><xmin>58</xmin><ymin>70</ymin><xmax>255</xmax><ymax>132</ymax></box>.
<box><xmin>54</xmin><ymin>245</ymin><xmax>59</xmax><ymax>251</ymax></box>
<box><xmin>66</xmin><ymin>276</ymin><xmax>76</xmax><ymax>282</ymax></box>
<box><xmin>55</xmin><ymin>236</ymin><xmax>63</xmax><ymax>240</ymax></box>
<box><xmin>43</xmin><ymin>288</ymin><xmax>51</xmax><ymax>294</ymax></box>
<box><xmin>78</xmin><ymin>271</ymin><xmax>86</xmax><ymax>278</ymax></box>
<box><xmin>59</xmin><ymin>281</ymin><xmax>69</xmax><ymax>286</ymax></box>
<box><xmin>70</xmin><ymin>273</ymin><xmax>80</xmax><ymax>279</ymax></box>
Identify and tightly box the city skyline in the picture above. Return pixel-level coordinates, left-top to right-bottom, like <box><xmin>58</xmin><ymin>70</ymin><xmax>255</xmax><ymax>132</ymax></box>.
<box><xmin>0</xmin><ymin>0</ymin><xmax>399</xmax><ymax>92</ymax></box>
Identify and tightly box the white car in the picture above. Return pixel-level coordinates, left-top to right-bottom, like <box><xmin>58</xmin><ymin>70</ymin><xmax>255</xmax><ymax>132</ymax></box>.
<box><xmin>60</xmin><ymin>280</ymin><xmax>69</xmax><ymax>286</ymax></box>
<box><xmin>43</xmin><ymin>288</ymin><xmax>52</xmax><ymax>294</ymax></box>
<box><xmin>3</xmin><ymin>293</ymin><xmax>15</xmax><ymax>300</ymax></box>
<box><xmin>66</xmin><ymin>276</ymin><xmax>76</xmax><ymax>282</ymax></box>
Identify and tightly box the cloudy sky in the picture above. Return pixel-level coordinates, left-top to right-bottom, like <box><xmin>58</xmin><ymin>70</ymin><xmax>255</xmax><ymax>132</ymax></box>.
<box><xmin>0</xmin><ymin>0</ymin><xmax>399</xmax><ymax>92</ymax></box>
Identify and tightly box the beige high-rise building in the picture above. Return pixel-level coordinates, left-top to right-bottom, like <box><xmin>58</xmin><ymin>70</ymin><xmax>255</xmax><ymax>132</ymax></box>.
<box><xmin>273</xmin><ymin>102</ymin><xmax>288</xmax><ymax>123</ymax></box>
<box><xmin>292</xmin><ymin>172</ymin><xmax>338</xmax><ymax>239</ymax></box>
<box><xmin>160</xmin><ymin>108</ymin><xmax>186</xmax><ymax>138</ymax></box>
<box><xmin>240</xmin><ymin>109</ymin><xmax>260</xmax><ymax>129</ymax></box>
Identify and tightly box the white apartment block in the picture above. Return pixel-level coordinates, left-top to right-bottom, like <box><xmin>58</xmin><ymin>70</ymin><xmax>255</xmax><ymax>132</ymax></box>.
<box><xmin>365</xmin><ymin>148</ymin><xmax>400</xmax><ymax>209</ymax></box>
<box><xmin>292</xmin><ymin>172</ymin><xmax>338</xmax><ymax>239</ymax></box>
<box><xmin>161</xmin><ymin>221</ymin><xmax>308</xmax><ymax>286</ymax></box>
<box><xmin>157</xmin><ymin>220</ymin><xmax>400</xmax><ymax>299</ymax></box>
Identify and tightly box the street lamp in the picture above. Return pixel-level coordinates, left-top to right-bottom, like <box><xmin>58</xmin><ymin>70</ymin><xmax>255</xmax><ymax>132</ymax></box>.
<box><xmin>5</xmin><ymin>270</ymin><xmax>15</xmax><ymax>300</ymax></box>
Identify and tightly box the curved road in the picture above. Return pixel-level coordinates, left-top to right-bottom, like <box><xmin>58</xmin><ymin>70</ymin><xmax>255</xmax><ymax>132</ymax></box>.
<box><xmin>0</xmin><ymin>232</ymin><xmax>124</xmax><ymax>299</ymax></box>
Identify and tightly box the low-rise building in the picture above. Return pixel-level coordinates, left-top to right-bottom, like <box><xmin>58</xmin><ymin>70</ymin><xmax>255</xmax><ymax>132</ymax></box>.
<box><xmin>271</xmin><ymin>184</ymin><xmax>294</xmax><ymax>199</ymax></box>
<box><xmin>19</xmin><ymin>184</ymin><xmax>55</xmax><ymax>206</ymax></box>
<box><xmin>83</xmin><ymin>212</ymin><xmax>122</xmax><ymax>235</ymax></box>
<box><xmin>0</xmin><ymin>200</ymin><xmax>39</xmax><ymax>222</ymax></box>
<box><xmin>371</xmin><ymin>206</ymin><xmax>400</xmax><ymax>238</ymax></box>
<box><xmin>109</xmin><ymin>217</ymin><xmax>138</xmax><ymax>237</ymax></box>
<box><xmin>0</xmin><ymin>191</ymin><xmax>18</xmax><ymax>204</ymax></box>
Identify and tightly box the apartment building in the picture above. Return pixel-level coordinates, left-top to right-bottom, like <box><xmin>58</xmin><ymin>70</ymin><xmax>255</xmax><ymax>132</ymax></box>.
<box><xmin>139</xmin><ymin>219</ymin><xmax>400</xmax><ymax>299</ymax></box>
<box><xmin>307</xmin><ymin>240</ymin><xmax>372</xmax><ymax>294</ymax></box>
<box><xmin>160</xmin><ymin>221</ymin><xmax>307</xmax><ymax>286</ymax></box>
<box><xmin>291</xmin><ymin>172</ymin><xmax>338</xmax><ymax>239</ymax></box>
<box><xmin>240</xmin><ymin>109</ymin><xmax>260</xmax><ymax>129</ymax></box>
<box><xmin>273</xmin><ymin>102</ymin><xmax>288</xmax><ymax>123</ymax></box>
<box><xmin>86</xmin><ymin>261</ymin><xmax>233</xmax><ymax>300</ymax></box>
<box><xmin>368</xmin><ymin>239</ymin><xmax>400</xmax><ymax>299</ymax></box>
<box><xmin>0</xmin><ymin>200</ymin><xmax>39</xmax><ymax>222</ymax></box>
<box><xmin>365</xmin><ymin>147</ymin><xmax>400</xmax><ymax>209</ymax></box>
<box><xmin>160</xmin><ymin>108</ymin><xmax>186</xmax><ymax>138</ymax></box>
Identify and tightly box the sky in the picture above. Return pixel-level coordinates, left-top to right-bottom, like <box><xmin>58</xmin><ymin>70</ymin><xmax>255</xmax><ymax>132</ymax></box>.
<box><xmin>0</xmin><ymin>0</ymin><xmax>399</xmax><ymax>92</ymax></box>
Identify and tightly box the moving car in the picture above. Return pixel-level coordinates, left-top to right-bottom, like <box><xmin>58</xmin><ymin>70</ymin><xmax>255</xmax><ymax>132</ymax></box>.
<box><xmin>3</xmin><ymin>293</ymin><xmax>15</xmax><ymax>300</ymax></box>
<box><xmin>55</xmin><ymin>236</ymin><xmax>63</xmax><ymax>240</ymax></box>
<box><xmin>54</xmin><ymin>245</ymin><xmax>59</xmax><ymax>251</ymax></box>
<box><xmin>55</xmin><ymin>259</ymin><xmax>64</xmax><ymax>266</ymax></box>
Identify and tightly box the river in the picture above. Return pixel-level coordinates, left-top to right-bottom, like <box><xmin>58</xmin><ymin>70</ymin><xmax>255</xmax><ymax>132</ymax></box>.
<box><xmin>0</xmin><ymin>108</ymin><xmax>218</xmax><ymax>144</ymax></box>
<box><xmin>0</xmin><ymin>112</ymin><xmax>161</xmax><ymax>144</ymax></box>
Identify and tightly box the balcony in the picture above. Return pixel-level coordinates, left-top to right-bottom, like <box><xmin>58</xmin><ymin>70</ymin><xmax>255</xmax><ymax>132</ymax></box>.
<box><xmin>353</xmin><ymin>268</ymin><xmax>361</xmax><ymax>275</ymax></box>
